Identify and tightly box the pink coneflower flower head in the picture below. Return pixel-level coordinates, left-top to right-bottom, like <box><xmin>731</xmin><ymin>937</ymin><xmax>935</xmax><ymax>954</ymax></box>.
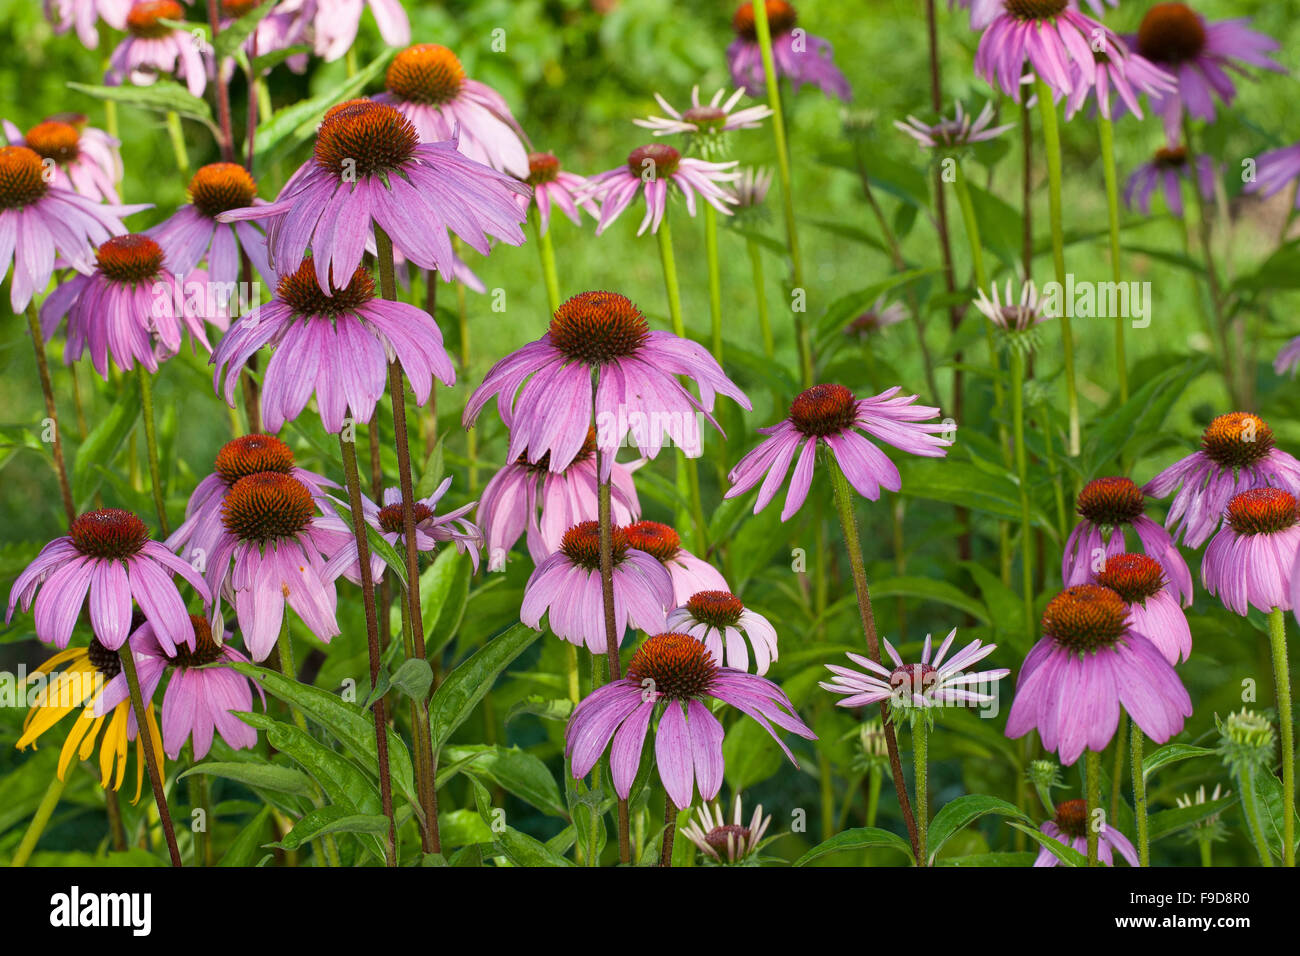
<box><xmin>821</xmin><ymin>628</ymin><xmax>1008</xmax><ymax>713</ymax></box>
<box><xmin>148</xmin><ymin>162</ymin><xmax>274</xmax><ymax>288</ymax></box>
<box><xmin>565</xmin><ymin>632</ymin><xmax>816</xmax><ymax>808</ymax></box>
<box><xmin>727</xmin><ymin>1</ymin><xmax>851</xmax><ymax>102</ymax></box>
<box><xmin>1123</xmin><ymin>144</ymin><xmax>1215</xmax><ymax>217</ymax></box>
<box><xmin>41</xmin><ymin>233</ymin><xmax>209</xmax><ymax>379</ymax></box>
<box><xmin>1062</xmin><ymin>476</ymin><xmax>1193</xmax><ymax>606</ymax></box>
<box><xmin>729</xmin><ymin>166</ymin><xmax>773</xmax><ymax>211</ymax></box>
<box><xmin>6</xmin><ymin>509</ymin><xmax>210</xmax><ymax>654</ymax></box>
<box><xmin>1005</xmin><ymin>585</ymin><xmax>1192</xmax><ymax>765</ymax></box>
<box><xmin>476</xmin><ymin>427</ymin><xmax>641</xmax><ymax>571</ymax></box>
<box><xmin>0</xmin><ymin>145</ymin><xmax>145</xmax><ymax>311</ymax></box>
<box><xmin>206</xmin><ymin>472</ymin><xmax>343</xmax><ymax>661</ymax></box>
<box><xmin>1244</xmin><ymin>141</ymin><xmax>1300</xmax><ymax>212</ymax></box>
<box><xmin>1202</xmin><ymin>488</ymin><xmax>1300</xmax><ymax>617</ymax></box>
<box><xmin>375</xmin><ymin>44</ymin><xmax>528</xmax><ymax>177</ymax></box>
<box><xmin>1035</xmin><ymin>798</ymin><xmax>1138</xmax><ymax>866</ymax></box>
<box><xmin>1134</xmin><ymin>2</ymin><xmax>1284</xmax><ymax>140</ymax></box>
<box><xmin>519</xmin><ymin>521</ymin><xmax>673</xmax><ymax>654</ymax></box>
<box><xmin>625</xmin><ymin>521</ymin><xmax>729</xmax><ymax>607</ymax></box>
<box><xmin>974</xmin><ymin>0</ymin><xmax>1117</xmax><ymax>99</ymax></box>
<box><xmin>725</xmin><ymin>384</ymin><xmax>953</xmax><ymax>522</ymax></box>
<box><xmin>3</xmin><ymin>114</ymin><xmax>123</xmax><ymax>203</ymax></box>
<box><xmin>212</xmin><ymin>256</ymin><xmax>454</xmax><ymax>434</ymax></box>
<box><xmin>635</xmin><ymin>86</ymin><xmax>773</xmax><ymax>160</ymax></box>
<box><xmin>967</xmin><ymin>0</ymin><xmax>1116</xmax><ymax>32</ymax></box>
<box><xmin>167</xmin><ymin>433</ymin><xmax>334</xmax><ymax>572</ymax></box>
<box><xmin>1095</xmin><ymin>552</ymin><xmax>1191</xmax><ymax>665</ymax></box>
<box><xmin>44</xmin><ymin>0</ymin><xmax>133</xmax><ymax>48</ymax></box>
<box><xmin>585</xmin><ymin>143</ymin><xmax>738</xmax><ymax>236</ymax></box>
<box><xmin>1145</xmin><ymin>412</ymin><xmax>1300</xmax><ymax>548</ymax></box>
<box><xmin>219</xmin><ymin>0</ymin><xmax>310</xmax><ymax>74</ymax></box>
<box><xmin>305</xmin><ymin>0</ymin><xmax>409</xmax><ymax>63</ymax></box>
<box><xmin>108</xmin><ymin>1</ymin><xmax>208</xmax><ymax>98</ymax></box>
<box><xmin>894</xmin><ymin>101</ymin><xmax>1014</xmax><ymax>150</ymax></box>
<box><xmin>219</xmin><ymin>99</ymin><xmax>528</xmax><ymax>291</ymax></box>
<box><xmin>680</xmin><ymin>795</ymin><xmax>772</xmax><ymax>865</ymax></box>
<box><xmin>1065</xmin><ymin>41</ymin><xmax>1177</xmax><ymax>121</ymax></box>
<box><xmin>845</xmin><ymin>296</ymin><xmax>907</xmax><ymax>339</ymax></box>
<box><xmin>665</xmin><ymin>590</ymin><xmax>778</xmax><ymax>675</ymax></box>
<box><xmin>973</xmin><ymin>278</ymin><xmax>1050</xmax><ymax>348</ymax></box>
<box><xmin>465</xmin><ymin>290</ymin><xmax>751</xmax><ymax>479</ymax></box>
<box><xmin>518</xmin><ymin>152</ymin><xmax>599</xmax><ymax>236</ymax></box>
<box><xmin>94</xmin><ymin>614</ymin><xmax>264</xmax><ymax>759</ymax></box>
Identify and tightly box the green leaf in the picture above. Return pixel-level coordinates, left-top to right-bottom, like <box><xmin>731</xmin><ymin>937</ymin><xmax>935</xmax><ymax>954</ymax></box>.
<box><xmin>793</xmin><ymin>827</ymin><xmax>914</xmax><ymax>866</ymax></box>
<box><xmin>67</xmin><ymin>81</ymin><xmax>214</xmax><ymax>127</ymax></box>
<box><xmin>71</xmin><ymin>374</ymin><xmax>140</xmax><ymax>508</ymax></box>
<box><xmin>236</xmin><ymin>712</ymin><xmax>380</xmax><ymax>816</ymax></box>
<box><xmin>421</xmin><ymin>547</ymin><xmax>470</xmax><ymax>655</ymax></box>
<box><xmin>429</xmin><ymin>623</ymin><xmax>541</xmax><ymax>752</ymax></box>
<box><xmin>868</xmin><ymin>576</ymin><xmax>990</xmax><ymax>625</ymax></box>
<box><xmin>215</xmin><ymin>0</ymin><xmax>276</xmax><ymax>60</ymax></box>
<box><xmin>927</xmin><ymin>795</ymin><xmax>1030</xmax><ymax>863</ymax></box>
<box><xmin>937</xmin><ymin>851</ymin><xmax>1038</xmax><ymax>867</ymax></box>
<box><xmin>1141</xmin><ymin>743</ymin><xmax>1215</xmax><ymax>782</ymax></box>
<box><xmin>1148</xmin><ymin>793</ymin><xmax>1237</xmax><ymax>843</ymax></box>
<box><xmin>268</xmin><ymin>806</ymin><xmax>391</xmax><ymax>851</ymax></box>
<box><xmin>1007</xmin><ymin>822</ymin><xmax>1086</xmax><ymax>866</ymax></box>
<box><xmin>1082</xmin><ymin>358</ymin><xmax>1209</xmax><ymax>473</ymax></box>
<box><xmin>1249</xmin><ymin>770</ymin><xmax>1298</xmax><ymax>860</ymax></box>
<box><xmin>179</xmin><ymin>761</ymin><xmax>315</xmax><ymax>797</ymax></box>
<box><xmin>505</xmin><ymin>695</ymin><xmax>573</xmax><ymax>726</ymax></box>
<box><xmin>389</xmin><ymin>658</ymin><xmax>433</xmax><ymax>702</ymax></box>
<box><xmin>217</xmin><ymin>806</ymin><xmax>272</xmax><ymax>867</ymax></box>
<box><xmin>443</xmin><ymin>745</ymin><xmax>567</xmax><ymax>818</ymax></box>
<box><xmin>898</xmin><ymin>459</ymin><xmax>1048</xmax><ymax>527</ymax></box>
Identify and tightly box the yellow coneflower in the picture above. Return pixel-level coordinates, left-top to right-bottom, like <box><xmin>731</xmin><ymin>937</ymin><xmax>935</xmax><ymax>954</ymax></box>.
<box><xmin>16</xmin><ymin>638</ymin><xmax>162</xmax><ymax>802</ymax></box>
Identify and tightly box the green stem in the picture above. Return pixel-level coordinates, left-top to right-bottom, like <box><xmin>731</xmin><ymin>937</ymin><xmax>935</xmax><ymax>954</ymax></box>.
<box><xmin>596</xmin><ymin>451</ymin><xmax>632</xmax><ymax>864</ymax></box>
<box><xmin>1009</xmin><ymin>350</ymin><xmax>1035</xmax><ymax>641</ymax></box>
<box><xmin>1085</xmin><ymin>749</ymin><xmax>1101</xmax><ymax>866</ymax></box>
<box><xmin>10</xmin><ymin>774</ymin><xmax>68</xmax><ymax>868</ymax></box>
<box><xmin>186</xmin><ymin>747</ymin><xmax>208</xmax><ymax>866</ymax></box>
<box><xmin>1131</xmin><ymin>717</ymin><xmax>1148</xmax><ymax>867</ymax></box>
<box><xmin>1035</xmin><ymin>78</ymin><xmax>1079</xmax><ymax>458</ymax></box>
<box><xmin>750</xmin><ymin>0</ymin><xmax>811</xmax><ymax>385</ymax></box>
<box><xmin>276</xmin><ymin>619</ymin><xmax>308</xmax><ymax>732</ymax></box>
<box><xmin>826</xmin><ymin>456</ymin><xmax>920</xmax><ymax>860</ymax></box>
<box><xmin>1268</xmin><ymin>607</ymin><xmax>1295</xmax><ymax>867</ymax></box>
<box><xmin>866</xmin><ymin>766</ymin><xmax>882</xmax><ymax>827</ymax></box>
<box><xmin>532</xmin><ymin>207</ymin><xmax>561</xmax><ymax>315</ymax></box>
<box><xmin>746</xmin><ymin>238</ymin><xmax>774</xmax><ymax>358</ymax></box>
<box><xmin>26</xmin><ymin>304</ymin><xmax>76</xmax><ymax>523</ymax></box>
<box><xmin>1110</xmin><ymin>711</ymin><xmax>1127</xmax><ymax>824</ymax></box>
<box><xmin>1238</xmin><ymin>765</ymin><xmax>1275</xmax><ymax>867</ymax></box>
<box><xmin>1097</xmin><ymin>115</ymin><xmax>1129</xmax><ymax>405</ymax></box>
<box><xmin>704</xmin><ymin>205</ymin><xmax>723</xmax><ymax>361</ymax></box>
<box><xmin>913</xmin><ymin>719</ymin><xmax>929</xmax><ymax>866</ymax></box>
<box><xmin>119</xmin><ymin>646</ymin><xmax>181</xmax><ymax>866</ymax></box>
<box><xmin>165</xmin><ymin>111</ymin><xmax>190</xmax><ymax>178</ymax></box>
<box><xmin>137</xmin><ymin>366</ymin><xmax>169</xmax><ymax>536</ymax></box>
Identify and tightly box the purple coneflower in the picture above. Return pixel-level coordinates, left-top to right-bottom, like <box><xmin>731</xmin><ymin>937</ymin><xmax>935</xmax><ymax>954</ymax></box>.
<box><xmin>148</xmin><ymin>162</ymin><xmax>274</xmax><ymax>288</ymax></box>
<box><xmin>3</xmin><ymin>114</ymin><xmax>122</xmax><ymax>203</ymax></box>
<box><xmin>966</xmin><ymin>0</ymin><xmax>1116</xmax><ymax>31</ymax></box>
<box><xmin>846</xmin><ymin>296</ymin><xmax>907</xmax><ymax>339</ymax></box>
<box><xmin>464</xmin><ymin>290</ymin><xmax>750</xmax><ymax>478</ymax></box>
<box><xmin>1094</xmin><ymin>552</ymin><xmax>1192</xmax><ymax>666</ymax></box>
<box><xmin>625</xmin><ymin>521</ymin><xmax>729</xmax><ymax>607</ymax></box>
<box><xmin>305</xmin><ymin>0</ymin><xmax>409</xmax><ymax>63</ymax></box>
<box><xmin>44</xmin><ymin>0</ymin><xmax>134</xmax><ymax>48</ymax></box>
<box><xmin>375</xmin><ymin>44</ymin><xmax>528</xmax><ymax>177</ymax></box>
<box><xmin>94</xmin><ymin>615</ymin><xmax>262</xmax><ymax>759</ymax></box>
<box><xmin>1061</xmin><ymin>477</ymin><xmax>1193</xmax><ymax>606</ymax></box>
<box><xmin>218</xmin><ymin>0</ymin><xmax>310</xmax><ymax>75</ymax></box>
<box><xmin>727</xmin><ymin>1</ymin><xmax>851</xmax><ymax>102</ymax></box>
<box><xmin>1035</xmin><ymin>798</ymin><xmax>1138</xmax><ymax>867</ymax></box>
<box><xmin>218</xmin><ymin>99</ymin><xmax>527</xmax><ymax>292</ymax></box>
<box><xmin>1134</xmin><ymin>2</ymin><xmax>1284</xmax><ymax>139</ymax></box>
<box><xmin>1275</xmin><ymin>337</ymin><xmax>1300</xmax><ymax>378</ymax></box>
<box><xmin>565</xmin><ymin>632</ymin><xmax>816</xmax><ymax>808</ymax></box>
<box><xmin>973</xmin><ymin>278</ymin><xmax>1049</xmax><ymax>333</ymax></box>
<box><xmin>1066</xmin><ymin>42</ymin><xmax>1176</xmax><ymax>121</ymax></box>
<box><xmin>167</xmin><ymin>433</ymin><xmax>334</xmax><ymax>572</ymax></box>
<box><xmin>107</xmin><ymin>1</ymin><xmax>208</xmax><ymax>98</ymax></box>
<box><xmin>634</xmin><ymin>86</ymin><xmax>773</xmax><ymax>152</ymax></box>
<box><xmin>1202</xmin><ymin>488</ymin><xmax>1300</xmax><ymax>617</ymax></box>
<box><xmin>0</xmin><ymin>145</ymin><xmax>144</xmax><ymax>311</ymax></box>
<box><xmin>725</xmin><ymin>384</ymin><xmax>952</xmax><ymax>522</ymax></box>
<box><xmin>1123</xmin><ymin>144</ymin><xmax>1215</xmax><ymax>217</ymax></box>
<box><xmin>730</xmin><ymin>166</ymin><xmax>773</xmax><ymax>210</ymax></box>
<box><xmin>1245</xmin><ymin>142</ymin><xmax>1300</xmax><ymax>212</ymax></box>
<box><xmin>7</xmin><ymin>509</ymin><xmax>209</xmax><ymax>654</ymax></box>
<box><xmin>204</xmin><ymin>472</ymin><xmax>343</xmax><ymax>661</ymax></box>
<box><xmin>1145</xmin><ymin>412</ymin><xmax>1300</xmax><ymax>548</ymax></box>
<box><xmin>519</xmin><ymin>521</ymin><xmax>673</xmax><ymax>654</ymax></box>
<box><xmin>821</xmin><ymin>628</ymin><xmax>1007</xmax><ymax>711</ymax></box>
<box><xmin>518</xmin><ymin>152</ymin><xmax>598</xmax><ymax>236</ymax></box>
<box><xmin>476</xmin><ymin>427</ymin><xmax>640</xmax><ymax>571</ymax></box>
<box><xmin>212</xmin><ymin>256</ymin><xmax>454</xmax><ymax>434</ymax></box>
<box><xmin>680</xmin><ymin>795</ymin><xmax>771</xmax><ymax>865</ymax></box>
<box><xmin>665</xmin><ymin>590</ymin><xmax>778</xmax><ymax>675</ymax></box>
<box><xmin>894</xmin><ymin>101</ymin><xmax>1013</xmax><ymax>149</ymax></box>
<box><xmin>974</xmin><ymin>0</ymin><xmax>1117</xmax><ymax>99</ymax></box>
<box><xmin>41</xmin><ymin>234</ymin><xmax>209</xmax><ymax>379</ymax></box>
<box><xmin>1006</xmin><ymin>585</ymin><xmax>1192</xmax><ymax>766</ymax></box>
<box><xmin>584</xmin><ymin>143</ymin><xmax>738</xmax><ymax>236</ymax></box>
